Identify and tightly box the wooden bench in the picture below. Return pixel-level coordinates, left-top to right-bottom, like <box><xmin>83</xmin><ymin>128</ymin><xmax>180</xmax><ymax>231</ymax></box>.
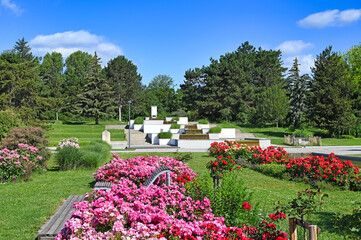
<box><xmin>37</xmin><ymin>195</ymin><xmax>84</xmax><ymax>240</ymax></box>
<box><xmin>37</xmin><ymin>182</ymin><xmax>112</xmax><ymax>240</ymax></box>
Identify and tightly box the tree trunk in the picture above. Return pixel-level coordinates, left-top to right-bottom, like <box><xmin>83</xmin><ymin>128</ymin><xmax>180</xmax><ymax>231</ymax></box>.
<box><xmin>276</xmin><ymin>121</ymin><xmax>279</xmax><ymax>128</ymax></box>
<box><xmin>56</xmin><ymin>111</ymin><xmax>58</xmax><ymax>121</ymax></box>
<box><xmin>95</xmin><ymin>113</ymin><xmax>99</xmax><ymax>125</ymax></box>
<box><xmin>118</xmin><ymin>104</ymin><xmax>122</xmax><ymax>122</ymax></box>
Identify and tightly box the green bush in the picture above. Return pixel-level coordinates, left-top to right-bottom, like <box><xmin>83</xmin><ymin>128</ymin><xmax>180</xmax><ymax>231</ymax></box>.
<box><xmin>0</xmin><ymin>109</ymin><xmax>23</xmax><ymax>140</ymax></box>
<box><xmin>170</xmin><ymin>123</ymin><xmax>181</xmax><ymax>129</ymax></box>
<box><xmin>57</xmin><ymin>140</ymin><xmax>111</xmax><ymax>170</ymax></box>
<box><xmin>171</xmin><ymin>117</ymin><xmax>180</xmax><ymax>121</ymax></box>
<box><xmin>158</xmin><ymin>132</ymin><xmax>172</xmax><ymax>139</ymax></box>
<box><xmin>134</xmin><ymin>117</ymin><xmax>144</xmax><ymax>124</ymax></box>
<box><xmin>294</xmin><ymin>129</ymin><xmax>308</xmax><ymax>138</ymax></box>
<box><xmin>198</xmin><ymin>119</ymin><xmax>209</xmax><ymax>124</ymax></box>
<box><xmin>209</xmin><ymin>127</ymin><xmax>222</xmax><ymax>133</ymax></box>
<box><xmin>185</xmin><ymin>171</ymin><xmax>259</xmax><ymax>227</ymax></box>
<box><xmin>1</xmin><ymin>127</ymin><xmax>50</xmax><ymax>164</ymax></box>
<box><xmin>333</xmin><ymin>202</ymin><xmax>361</xmax><ymax>239</ymax></box>
<box><xmin>256</xmin><ymin>163</ymin><xmax>287</xmax><ymax>179</ymax></box>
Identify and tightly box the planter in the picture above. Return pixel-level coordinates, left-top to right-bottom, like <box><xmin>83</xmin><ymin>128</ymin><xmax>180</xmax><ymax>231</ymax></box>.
<box><xmin>208</xmin><ymin>133</ymin><xmax>220</xmax><ymax>140</ymax></box>
<box><xmin>170</xmin><ymin>129</ymin><xmax>180</xmax><ymax>134</ymax></box>
<box><xmin>134</xmin><ymin>124</ymin><xmax>143</xmax><ymax>131</ymax></box>
<box><xmin>158</xmin><ymin>138</ymin><xmax>170</xmax><ymax>145</ymax></box>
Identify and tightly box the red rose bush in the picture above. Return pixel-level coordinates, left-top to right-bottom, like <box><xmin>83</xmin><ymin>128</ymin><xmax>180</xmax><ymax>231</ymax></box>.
<box><xmin>209</xmin><ymin>141</ymin><xmax>361</xmax><ymax>191</ymax></box>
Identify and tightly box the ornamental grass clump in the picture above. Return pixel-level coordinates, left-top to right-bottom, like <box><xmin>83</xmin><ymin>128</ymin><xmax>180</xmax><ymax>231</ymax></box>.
<box><xmin>0</xmin><ymin>143</ymin><xmax>45</xmax><ymax>182</ymax></box>
<box><xmin>57</xmin><ymin>139</ymin><xmax>111</xmax><ymax>170</ymax></box>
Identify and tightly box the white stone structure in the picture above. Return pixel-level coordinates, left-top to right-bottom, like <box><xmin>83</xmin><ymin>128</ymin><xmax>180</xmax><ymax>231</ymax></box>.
<box><xmin>127</xmin><ymin>106</ymin><xmax>271</xmax><ymax>149</ymax></box>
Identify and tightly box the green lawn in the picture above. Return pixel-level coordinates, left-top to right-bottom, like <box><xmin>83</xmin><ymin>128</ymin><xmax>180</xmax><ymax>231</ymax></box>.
<box><xmin>0</xmin><ymin>151</ymin><xmax>360</xmax><ymax>239</ymax></box>
<box><xmin>217</xmin><ymin>122</ymin><xmax>361</xmax><ymax>146</ymax></box>
<box><xmin>46</xmin><ymin>121</ymin><xmax>126</xmax><ymax>146</ymax></box>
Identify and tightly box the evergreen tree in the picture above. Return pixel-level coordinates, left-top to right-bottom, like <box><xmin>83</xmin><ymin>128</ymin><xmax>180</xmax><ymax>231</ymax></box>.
<box><xmin>256</xmin><ymin>85</ymin><xmax>289</xmax><ymax>127</ymax></box>
<box><xmin>0</xmin><ymin>51</ymin><xmax>41</xmax><ymax>122</ymax></box>
<box><xmin>308</xmin><ymin>46</ymin><xmax>356</xmax><ymax>136</ymax></box>
<box><xmin>344</xmin><ymin>43</ymin><xmax>361</xmax><ymax>136</ymax></box>
<box><xmin>103</xmin><ymin>55</ymin><xmax>142</xmax><ymax>121</ymax></box>
<box><xmin>77</xmin><ymin>52</ymin><xmax>114</xmax><ymax>124</ymax></box>
<box><xmin>64</xmin><ymin>51</ymin><xmax>93</xmax><ymax>112</ymax></box>
<box><xmin>285</xmin><ymin>58</ymin><xmax>311</xmax><ymax>128</ymax></box>
<box><xmin>13</xmin><ymin>37</ymin><xmax>36</xmax><ymax>62</ymax></box>
<box><xmin>39</xmin><ymin>52</ymin><xmax>64</xmax><ymax>120</ymax></box>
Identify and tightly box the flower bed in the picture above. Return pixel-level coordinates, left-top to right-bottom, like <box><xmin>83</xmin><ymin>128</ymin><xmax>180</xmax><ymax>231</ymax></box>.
<box><xmin>0</xmin><ymin>143</ymin><xmax>45</xmax><ymax>182</ymax></box>
<box><xmin>57</xmin><ymin>154</ymin><xmax>288</xmax><ymax>239</ymax></box>
<box><xmin>209</xmin><ymin>141</ymin><xmax>361</xmax><ymax>191</ymax></box>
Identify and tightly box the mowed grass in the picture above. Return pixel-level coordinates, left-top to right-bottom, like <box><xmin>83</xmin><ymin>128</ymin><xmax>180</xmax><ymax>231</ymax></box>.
<box><xmin>46</xmin><ymin>121</ymin><xmax>126</xmax><ymax>146</ymax></box>
<box><xmin>217</xmin><ymin>122</ymin><xmax>361</xmax><ymax>146</ymax></box>
<box><xmin>0</xmin><ymin>152</ymin><xmax>360</xmax><ymax>239</ymax></box>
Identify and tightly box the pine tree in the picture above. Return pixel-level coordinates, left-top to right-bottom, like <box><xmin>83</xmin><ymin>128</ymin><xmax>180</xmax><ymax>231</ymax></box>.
<box><xmin>308</xmin><ymin>46</ymin><xmax>356</xmax><ymax>136</ymax></box>
<box><xmin>13</xmin><ymin>37</ymin><xmax>35</xmax><ymax>62</ymax></box>
<box><xmin>285</xmin><ymin>58</ymin><xmax>311</xmax><ymax>128</ymax></box>
<box><xmin>77</xmin><ymin>52</ymin><xmax>114</xmax><ymax>124</ymax></box>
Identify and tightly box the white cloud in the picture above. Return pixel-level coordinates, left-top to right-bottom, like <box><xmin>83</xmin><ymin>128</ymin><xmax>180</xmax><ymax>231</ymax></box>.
<box><xmin>277</xmin><ymin>40</ymin><xmax>314</xmax><ymax>55</ymax></box>
<box><xmin>298</xmin><ymin>9</ymin><xmax>361</xmax><ymax>28</ymax></box>
<box><xmin>284</xmin><ymin>54</ymin><xmax>314</xmax><ymax>75</ymax></box>
<box><xmin>30</xmin><ymin>30</ymin><xmax>123</xmax><ymax>65</ymax></box>
<box><xmin>1</xmin><ymin>0</ymin><xmax>23</xmax><ymax>15</ymax></box>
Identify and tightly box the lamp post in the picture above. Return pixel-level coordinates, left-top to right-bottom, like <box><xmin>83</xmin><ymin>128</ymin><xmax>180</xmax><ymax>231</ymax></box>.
<box><xmin>127</xmin><ymin>100</ymin><xmax>132</xmax><ymax>149</ymax></box>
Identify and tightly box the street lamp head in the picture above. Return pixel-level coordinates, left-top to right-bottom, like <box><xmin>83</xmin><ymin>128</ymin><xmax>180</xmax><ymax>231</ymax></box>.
<box><xmin>127</xmin><ymin>100</ymin><xmax>132</xmax><ymax>104</ymax></box>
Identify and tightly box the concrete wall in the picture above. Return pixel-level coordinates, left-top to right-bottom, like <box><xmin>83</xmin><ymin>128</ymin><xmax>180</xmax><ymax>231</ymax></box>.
<box><xmin>244</xmin><ymin>138</ymin><xmax>271</xmax><ymax>148</ymax></box>
<box><xmin>178</xmin><ymin>117</ymin><xmax>188</xmax><ymax>125</ymax></box>
<box><xmin>143</xmin><ymin>124</ymin><xmax>171</xmax><ymax>134</ymax></box>
<box><xmin>178</xmin><ymin>139</ymin><xmax>215</xmax><ymax>149</ymax></box>
<box><xmin>220</xmin><ymin>128</ymin><xmax>236</xmax><ymax>139</ymax></box>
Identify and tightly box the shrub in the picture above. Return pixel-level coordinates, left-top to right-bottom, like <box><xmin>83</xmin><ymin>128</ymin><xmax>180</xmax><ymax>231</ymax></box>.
<box><xmin>170</xmin><ymin>123</ymin><xmax>180</xmax><ymax>129</ymax></box>
<box><xmin>198</xmin><ymin>119</ymin><xmax>209</xmax><ymax>124</ymax></box>
<box><xmin>57</xmin><ymin>140</ymin><xmax>111</xmax><ymax>170</ymax></box>
<box><xmin>256</xmin><ymin>163</ymin><xmax>287</xmax><ymax>179</ymax></box>
<box><xmin>294</xmin><ymin>129</ymin><xmax>308</xmax><ymax>138</ymax></box>
<box><xmin>171</xmin><ymin>117</ymin><xmax>180</xmax><ymax>121</ymax></box>
<box><xmin>209</xmin><ymin>127</ymin><xmax>222</xmax><ymax>133</ymax></box>
<box><xmin>134</xmin><ymin>116</ymin><xmax>144</xmax><ymax>124</ymax></box>
<box><xmin>0</xmin><ymin>109</ymin><xmax>22</xmax><ymax>140</ymax></box>
<box><xmin>158</xmin><ymin>132</ymin><xmax>172</xmax><ymax>139</ymax></box>
<box><xmin>333</xmin><ymin>201</ymin><xmax>361</xmax><ymax>239</ymax></box>
<box><xmin>58</xmin><ymin>137</ymin><xmax>80</xmax><ymax>149</ymax></box>
<box><xmin>1</xmin><ymin>127</ymin><xmax>50</xmax><ymax>164</ymax></box>
<box><xmin>0</xmin><ymin>144</ymin><xmax>45</xmax><ymax>182</ymax></box>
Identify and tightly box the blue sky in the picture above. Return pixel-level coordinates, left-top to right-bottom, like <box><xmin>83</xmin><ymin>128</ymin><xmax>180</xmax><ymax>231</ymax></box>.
<box><xmin>0</xmin><ymin>0</ymin><xmax>361</xmax><ymax>87</ymax></box>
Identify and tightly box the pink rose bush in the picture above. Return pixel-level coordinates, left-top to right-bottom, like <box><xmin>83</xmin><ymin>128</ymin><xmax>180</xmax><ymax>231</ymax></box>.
<box><xmin>0</xmin><ymin>143</ymin><xmax>45</xmax><ymax>182</ymax></box>
<box><xmin>57</xmin><ymin>154</ymin><xmax>288</xmax><ymax>239</ymax></box>
<box><xmin>93</xmin><ymin>154</ymin><xmax>197</xmax><ymax>187</ymax></box>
